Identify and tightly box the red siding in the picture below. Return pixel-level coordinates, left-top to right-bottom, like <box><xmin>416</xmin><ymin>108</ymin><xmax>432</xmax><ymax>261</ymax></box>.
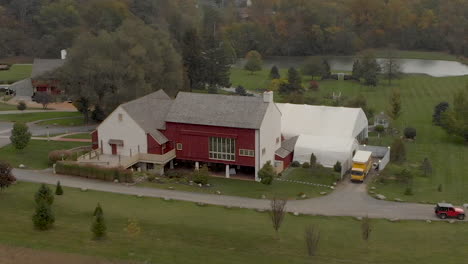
<box><xmin>147</xmin><ymin>134</ymin><xmax>163</xmax><ymax>154</ymax></box>
<box><xmin>275</xmin><ymin>152</ymin><xmax>293</xmax><ymax>170</ymax></box>
<box><xmin>91</xmin><ymin>130</ymin><xmax>98</xmax><ymax>150</ymax></box>
<box><xmin>163</xmin><ymin>122</ymin><xmax>256</xmax><ymax>167</ymax></box>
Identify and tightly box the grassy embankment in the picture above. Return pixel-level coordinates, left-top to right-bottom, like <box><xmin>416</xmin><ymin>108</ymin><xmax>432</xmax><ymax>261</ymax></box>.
<box><xmin>0</xmin><ymin>140</ymin><xmax>89</xmax><ymax>169</ymax></box>
<box><xmin>0</xmin><ymin>182</ymin><xmax>466</xmax><ymax>264</ymax></box>
<box><xmin>231</xmin><ymin>64</ymin><xmax>468</xmax><ymax>204</ymax></box>
<box><xmin>140</xmin><ymin>167</ymin><xmax>338</xmax><ymax>200</ymax></box>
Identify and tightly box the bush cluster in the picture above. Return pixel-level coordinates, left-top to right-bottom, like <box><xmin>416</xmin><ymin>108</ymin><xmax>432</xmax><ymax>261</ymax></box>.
<box><xmin>193</xmin><ymin>165</ymin><xmax>209</xmax><ymax>185</ymax></box>
<box><xmin>55</xmin><ymin>162</ymin><xmax>134</xmax><ymax>183</ymax></box>
<box><xmin>48</xmin><ymin>150</ymin><xmax>73</xmax><ymax>165</ymax></box>
<box><xmin>291</xmin><ymin>161</ymin><xmax>300</xmax><ymax>167</ymax></box>
<box><xmin>302</xmin><ymin>162</ymin><xmax>310</xmax><ymax>168</ymax></box>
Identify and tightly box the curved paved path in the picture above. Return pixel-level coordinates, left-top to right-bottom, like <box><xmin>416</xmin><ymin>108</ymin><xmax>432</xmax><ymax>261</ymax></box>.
<box><xmin>12</xmin><ymin>169</ymin><xmax>465</xmax><ymax>221</ymax></box>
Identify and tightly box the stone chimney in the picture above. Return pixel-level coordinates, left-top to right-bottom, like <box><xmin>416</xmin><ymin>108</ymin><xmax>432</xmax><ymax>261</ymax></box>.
<box><xmin>61</xmin><ymin>49</ymin><xmax>67</xmax><ymax>60</ymax></box>
<box><xmin>263</xmin><ymin>91</ymin><xmax>273</xmax><ymax>103</ymax></box>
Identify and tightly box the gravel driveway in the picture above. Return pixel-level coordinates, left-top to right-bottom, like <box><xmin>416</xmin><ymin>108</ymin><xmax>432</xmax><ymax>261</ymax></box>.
<box><xmin>13</xmin><ymin>169</ymin><xmax>466</xmax><ymax>221</ymax></box>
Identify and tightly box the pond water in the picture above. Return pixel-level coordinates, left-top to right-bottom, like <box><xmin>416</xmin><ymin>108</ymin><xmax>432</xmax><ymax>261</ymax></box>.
<box><xmin>234</xmin><ymin>56</ymin><xmax>468</xmax><ymax>77</ymax></box>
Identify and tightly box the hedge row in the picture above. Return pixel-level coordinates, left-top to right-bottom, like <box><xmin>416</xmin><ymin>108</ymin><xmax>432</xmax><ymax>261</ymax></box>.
<box><xmin>55</xmin><ymin>162</ymin><xmax>134</xmax><ymax>183</ymax></box>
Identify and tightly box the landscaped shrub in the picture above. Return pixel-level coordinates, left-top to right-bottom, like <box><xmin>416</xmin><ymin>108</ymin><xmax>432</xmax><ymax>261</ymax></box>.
<box><xmin>375</xmin><ymin>125</ymin><xmax>385</xmax><ymax>134</ymax></box>
<box><xmin>437</xmin><ymin>184</ymin><xmax>443</xmax><ymax>192</ymax></box>
<box><xmin>10</xmin><ymin>122</ymin><xmax>31</xmax><ymax>150</ymax></box>
<box><xmin>333</xmin><ymin>161</ymin><xmax>342</xmax><ymax>173</ymax></box>
<box><xmin>309</xmin><ymin>80</ymin><xmax>319</xmax><ymax>91</ymax></box>
<box><xmin>55</xmin><ymin>162</ymin><xmax>134</xmax><ymax>183</ymax></box>
<box><xmin>404</xmin><ymin>127</ymin><xmax>417</xmax><ymax>139</ymax></box>
<box><xmin>166</xmin><ymin>170</ymin><xmax>182</xmax><ymax>179</ymax></box>
<box><xmin>16</xmin><ymin>101</ymin><xmax>26</xmax><ymax>111</ymax></box>
<box><xmin>193</xmin><ymin>165</ymin><xmax>209</xmax><ymax>185</ymax></box>
<box><xmin>302</xmin><ymin>162</ymin><xmax>310</xmax><ymax>168</ymax></box>
<box><xmin>48</xmin><ymin>150</ymin><xmax>73</xmax><ymax>165</ymax></box>
<box><xmin>291</xmin><ymin>161</ymin><xmax>300</xmax><ymax>167</ymax></box>
<box><xmin>91</xmin><ymin>204</ymin><xmax>106</xmax><ymax>240</ymax></box>
<box><xmin>258</xmin><ymin>161</ymin><xmax>276</xmax><ymax>185</ymax></box>
<box><xmin>55</xmin><ymin>181</ymin><xmax>63</xmax><ymax>195</ymax></box>
<box><xmin>404</xmin><ymin>186</ymin><xmax>413</xmax><ymax>196</ymax></box>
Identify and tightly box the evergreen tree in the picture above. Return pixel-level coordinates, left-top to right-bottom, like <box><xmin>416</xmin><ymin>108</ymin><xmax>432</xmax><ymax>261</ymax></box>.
<box><xmin>389</xmin><ymin>88</ymin><xmax>402</xmax><ymax>120</ymax></box>
<box><xmin>32</xmin><ymin>200</ymin><xmax>55</xmax><ymax>230</ymax></box>
<box><xmin>352</xmin><ymin>60</ymin><xmax>362</xmax><ymax>79</ymax></box>
<box><xmin>35</xmin><ymin>183</ymin><xmax>54</xmax><ymax>205</ymax></box>
<box><xmin>244</xmin><ymin>50</ymin><xmax>263</xmax><ymax>74</ymax></box>
<box><xmin>310</xmin><ymin>153</ymin><xmax>317</xmax><ymax>167</ymax></box>
<box><xmin>235</xmin><ymin>85</ymin><xmax>247</xmax><ymax>96</ymax></box>
<box><xmin>91</xmin><ymin>207</ymin><xmax>106</xmax><ymax>240</ymax></box>
<box><xmin>391</xmin><ymin>138</ymin><xmax>406</xmax><ymax>163</ymax></box>
<box><xmin>281</xmin><ymin>67</ymin><xmax>303</xmax><ymax>94</ymax></box>
<box><xmin>321</xmin><ymin>59</ymin><xmax>331</xmax><ymax>79</ymax></box>
<box><xmin>10</xmin><ymin>122</ymin><xmax>31</xmax><ymax>150</ymax></box>
<box><xmin>55</xmin><ymin>181</ymin><xmax>63</xmax><ymax>195</ymax></box>
<box><xmin>383</xmin><ymin>49</ymin><xmax>402</xmax><ymax>85</ymax></box>
<box><xmin>270</xmin><ymin>65</ymin><xmax>280</xmax><ymax>79</ymax></box>
<box><xmin>432</xmin><ymin>102</ymin><xmax>449</xmax><ymax>126</ymax></box>
<box><xmin>420</xmin><ymin>158</ymin><xmax>432</xmax><ymax>177</ymax></box>
<box><xmin>203</xmin><ymin>36</ymin><xmax>231</xmax><ymax>89</ymax></box>
<box><xmin>93</xmin><ymin>203</ymin><xmax>103</xmax><ymax>217</ymax></box>
<box><xmin>182</xmin><ymin>28</ymin><xmax>205</xmax><ymax>91</ymax></box>
<box><xmin>360</xmin><ymin>53</ymin><xmax>381</xmax><ymax>86</ymax></box>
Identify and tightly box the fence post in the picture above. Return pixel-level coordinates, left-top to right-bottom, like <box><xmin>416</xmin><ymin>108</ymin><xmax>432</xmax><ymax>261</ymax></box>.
<box><xmin>118</xmin><ymin>155</ymin><xmax>121</xmax><ymax>165</ymax></box>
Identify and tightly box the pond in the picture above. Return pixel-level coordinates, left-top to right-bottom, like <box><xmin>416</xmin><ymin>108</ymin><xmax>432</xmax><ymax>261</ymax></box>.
<box><xmin>234</xmin><ymin>56</ymin><xmax>468</xmax><ymax>77</ymax></box>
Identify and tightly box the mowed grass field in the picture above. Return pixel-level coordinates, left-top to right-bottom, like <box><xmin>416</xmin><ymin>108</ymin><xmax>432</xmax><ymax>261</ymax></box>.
<box><xmin>0</xmin><ymin>64</ymin><xmax>32</xmax><ymax>83</ymax></box>
<box><xmin>231</xmin><ymin>68</ymin><xmax>468</xmax><ymax>204</ymax></box>
<box><xmin>0</xmin><ymin>182</ymin><xmax>466</xmax><ymax>264</ymax></box>
<box><xmin>0</xmin><ymin>111</ymin><xmax>82</xmax><ymax>123</ymax></box>
<box><xmin>0</xmin><ymin>140</ymin><xmax>89</xmax><ymax>169</ymax></box>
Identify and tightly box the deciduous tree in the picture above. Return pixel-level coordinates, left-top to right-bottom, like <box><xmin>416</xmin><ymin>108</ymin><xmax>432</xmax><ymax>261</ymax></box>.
<box><xmin>244</xmin><ymin>50</ymin><xmax>263</xmax><ymax>74</ymax></box>
<box><xmin>269</xmin><ymin>197</ymin><xmax>287</xmax><ymax>239</ymax></box>
<box><xmin>10</xmin><ymin>122</ymin><xmax>31</xmax><ymax>150</ymax></box>
<box><xmin>0</xmin><ymin>161</ymin><xmax>16</xmax><ymax>191</ymax></box>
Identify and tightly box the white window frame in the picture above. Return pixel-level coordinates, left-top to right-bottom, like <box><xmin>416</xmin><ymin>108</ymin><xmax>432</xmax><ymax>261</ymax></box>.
<box><xmin>176</xmin><ymin>143</ymin><xmax>183</xmax><ymax>150</ymax></box>
<box><xmin>209</xmin><ymin>137</ymin><xmax>236</xmax><ymax>161</ymax></box>
<box><xmin>239</xmin><ymin>149</ymin><xmax>255</xmax><ymax>157</ymax></box>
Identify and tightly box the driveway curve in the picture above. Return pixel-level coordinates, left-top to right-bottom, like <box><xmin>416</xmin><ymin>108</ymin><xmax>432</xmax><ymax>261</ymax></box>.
<box><xmin>12</xmin><ymin>169</ymin><xmax>465</xmax><ymax>221</ymax></box>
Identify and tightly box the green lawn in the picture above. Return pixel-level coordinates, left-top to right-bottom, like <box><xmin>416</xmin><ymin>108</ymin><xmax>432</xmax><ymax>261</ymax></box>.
<box><xmin>231</xmin><ymin>67</ymin><xmax>468</xmax><ymax>204</ymax></box>
<box><xmin>282</xmin><ymin>167</ymin><xmax>340</xmax><ymax>185</ymax></box>
<box><xmin>0</xmin><ymin>102</ymin><xmax>17</xmax><ymax>111</ymax></box>
<box><xmin>0</xmin><ymin>64</ymin><xmax>32</xmax><ymax>84</ymax></box>
<box><xmin>0</xmin><ymin>111</ymin><xmax>82</xmax><ymax>123</ymax></box>
<box><xmin>63</xmin><ymin>133</ymin><xmax>92</xmax><ymax>139</ymax></box>
<box><xmin>140</xmin><ymin>173</ymin><xmax>332</xmax><ymax>200</ymax></box>
<box><xmin>38</xmin><ymin>117</ymin><xmax>85</xmax><ymax>127</ymax></box>
<box><xmin>0</xmin><ymin>182</ymin><xmax>466</xmax><ymax>264</ymax></box>
<box><xmin>0</xmin><ymin>140</ymin><xmax>89</xmax><ymax>169</ymax></box>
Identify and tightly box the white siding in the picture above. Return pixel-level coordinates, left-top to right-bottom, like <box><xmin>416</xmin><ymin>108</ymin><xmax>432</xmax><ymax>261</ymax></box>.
<box><xmin>258</xmin><ymin>103</ymin><xmax>282</xmax><ymax>176</ymax></box>
<box><xmin>97</xmin><ymin>106</ymin><xmax>147</xmax><ymax>156</ymax></box>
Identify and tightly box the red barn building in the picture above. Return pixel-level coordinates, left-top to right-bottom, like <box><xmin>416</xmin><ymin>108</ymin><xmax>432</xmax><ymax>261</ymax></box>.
<box><xmin>89</xmin><ymin>90</ymin><xmax>290</xmax><ymax>181</ymax></box>
<box><xmin>31</xmin><ymin>58</ymin><xmax>66</xmax><ymax>96</ymax></box>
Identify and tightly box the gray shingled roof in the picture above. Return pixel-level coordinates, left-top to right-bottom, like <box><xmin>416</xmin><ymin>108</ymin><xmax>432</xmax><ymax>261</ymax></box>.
<box><xmin>275</xmin><ymin>136</ymin><xmax>298</xmax><ymax>158</ymax></box>
<box><xmin>9</xmin><ymin>78</ymin><xmax>33</xmax><ymax>97</ymax></box>
<box><xmin>121</xmin><ymin>90</ymin><xmax>173</xmax><ymax>133</ymax></box>
<box><xmin>31</xmin><ymin>59</ymin><xmax>65</xmax><ymax>79</ymax></box>
<box><xmin>166</xmin><ymin>92</ymin><xmax>269</xmax><ymax>129</ymax></box>
<box><xmin>149</xmin><ymin>130</ymin><xmax>169</xmax><ymax>144</ymax></box>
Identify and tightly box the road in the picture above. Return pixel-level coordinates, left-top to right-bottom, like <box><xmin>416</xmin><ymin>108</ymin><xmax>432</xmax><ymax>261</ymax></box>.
<box><xmin>13</xmin><ymin>169</ymin><xmax>464</xmax><ymax>221</ymax></box>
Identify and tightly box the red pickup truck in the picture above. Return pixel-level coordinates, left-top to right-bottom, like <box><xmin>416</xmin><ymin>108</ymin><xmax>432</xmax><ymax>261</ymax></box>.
<box><xmin>434</xmin><ymin>203</ymin><xmax>465</xmax><ymax>220</ymax></box>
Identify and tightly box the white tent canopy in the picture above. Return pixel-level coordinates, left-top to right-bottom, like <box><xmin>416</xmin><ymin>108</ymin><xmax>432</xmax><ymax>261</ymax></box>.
<box><xmin>294</xmin><ymin>135</ymin><xmax>359</xmax><ymax>168</ymax></box>
<box><xmin>277</xmin><ymin>103</ymin><xmax>368</xmax><ymax>140</ymax></box>
<box><xmin>276</xmin><ymin>103</ymin><xmax>368</xmax><ymax>172</ymax></box>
